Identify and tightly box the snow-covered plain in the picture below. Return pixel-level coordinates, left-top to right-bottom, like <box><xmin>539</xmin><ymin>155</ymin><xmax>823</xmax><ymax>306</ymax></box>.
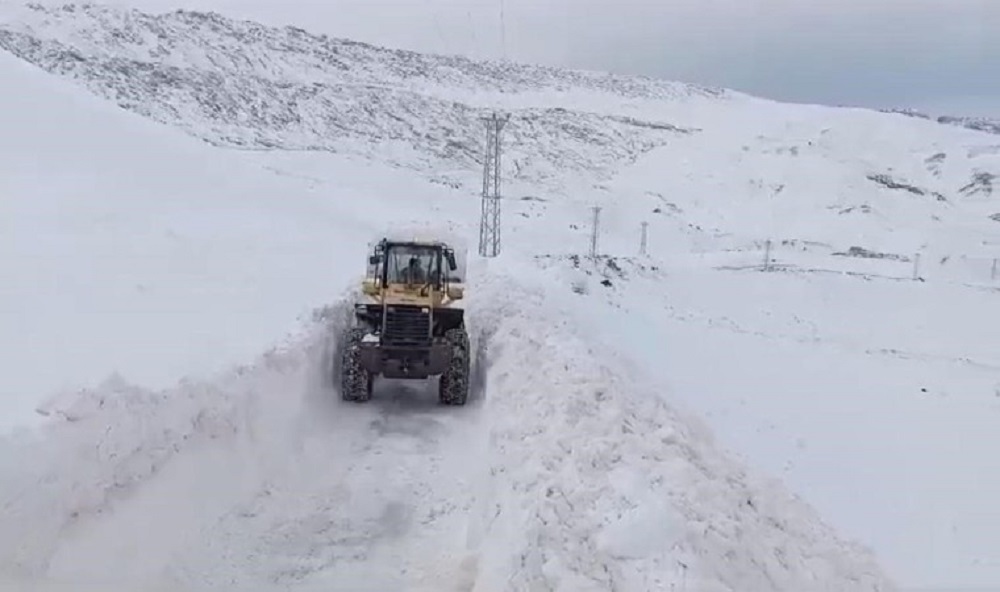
<box><xmin>3</xmin><ymin>2</ymin><xmax>1000</xmax><ymax>590</ymax></box>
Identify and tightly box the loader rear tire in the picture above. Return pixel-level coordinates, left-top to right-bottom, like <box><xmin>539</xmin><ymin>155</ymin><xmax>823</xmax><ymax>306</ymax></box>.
<box><xmin>340</xmin><ymin>327</ymin><xmax>373</xmax><ymax>402</ymax></box>
<box><xmin>438</xmin><ymin>327</ymin><xmax>470</xmax><ymax>406</ymax></box>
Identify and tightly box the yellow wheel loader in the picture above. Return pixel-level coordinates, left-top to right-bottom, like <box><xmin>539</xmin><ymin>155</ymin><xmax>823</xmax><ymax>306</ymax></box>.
<box><xmin>337</xmin><ymin>237</ymin><xmax>469</xmax><ymax>405</ymax></box>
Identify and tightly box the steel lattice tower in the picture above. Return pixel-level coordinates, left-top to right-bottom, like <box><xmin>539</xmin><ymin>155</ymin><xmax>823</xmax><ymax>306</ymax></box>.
<box><xmin>479</xmin><ymin>112</ymin><xmax>509</xmax><ymax>258</ymax></box>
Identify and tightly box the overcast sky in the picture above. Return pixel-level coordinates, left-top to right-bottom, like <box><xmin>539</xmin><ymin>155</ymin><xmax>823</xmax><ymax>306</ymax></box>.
<box><xmin>122</xmin><ymin>0</ymin><xmax>1000</xmax><ymax>117</ymax></box>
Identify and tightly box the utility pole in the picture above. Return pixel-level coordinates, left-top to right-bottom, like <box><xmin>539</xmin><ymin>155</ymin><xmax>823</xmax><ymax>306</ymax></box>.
<box><xmin>589</xmin><ymin>205</ymin><xmax>602</xmax><ymax>257</ymax></box>
<box><xmin>479</xmin><ymin>112</ymin><xmax>509</xmax><ymax>258</ymax></box>
<box><xmin>639</xmin><ymin>221</ymin><xmax>648</xmax><ymax>256</ymax></box>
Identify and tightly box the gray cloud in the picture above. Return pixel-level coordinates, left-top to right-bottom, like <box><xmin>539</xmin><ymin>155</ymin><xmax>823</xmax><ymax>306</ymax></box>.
<box><xmin>110</xmin><ymin>0</ymin><xmax>1000</xmax><ymax>116</ymax></box>
<box><xmin>548</xmin><ymin>0</ymin><xmax>1000</xmax><ymax>115</ymax></box>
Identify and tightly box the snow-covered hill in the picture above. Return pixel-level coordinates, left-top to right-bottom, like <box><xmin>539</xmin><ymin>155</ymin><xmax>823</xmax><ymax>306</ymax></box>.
<box><xmin>0</xmin><ymin>2</ymin><xmax>709</xmax><ymax>193</ymax></box>
<box><xmin>1</xmin><ymin>1</ymin><xmax>997</xmax><ymax>237</ymax></box>
<box><xmin>0</xmin><ymin>41</ymin><xmax>894</xmax><ymax>591</ymax></box>
<box><xmin>3</xmin><ymin>2</ymin><xmax>1000</xmax><ymax>590</ymax></box>
<box><xmin>883</xmin><ymin>108</ymin><xmax>1000</xmax><ymax>136</ymax></box>
<box><xmin>939</xmin><ymin>115</ymin><xmax>1000</xmax><ymax>136</ymax></box>
<box><xmin>0</xmin><ymin>46</ymin><xmax>388</xmax><ymax>432</ymax></box>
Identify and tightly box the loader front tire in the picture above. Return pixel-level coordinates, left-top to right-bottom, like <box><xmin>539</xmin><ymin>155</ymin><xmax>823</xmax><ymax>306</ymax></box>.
<box><xmin>340</xmin><ymin>327</ymin><xmax>373</xmax><ymax>402</ymax></box>
<box><xmin>438</xmin><ymin>327</ymin><xmax>470</xmax><ymax>406</ymax></box>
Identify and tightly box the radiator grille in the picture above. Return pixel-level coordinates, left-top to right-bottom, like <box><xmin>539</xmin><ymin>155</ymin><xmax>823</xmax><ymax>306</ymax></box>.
<box><xmin>383</xmin><ymin>306</ymin><xmax>431</xmax><ymax>345</ymax></box>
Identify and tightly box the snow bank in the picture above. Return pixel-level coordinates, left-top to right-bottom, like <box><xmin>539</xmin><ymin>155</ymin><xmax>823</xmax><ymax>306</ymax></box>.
<box><xmin>529</xmin><ymin>251</ymin><xmax>1000</xmax><ymax>588</ymax></box>
<box><xmin>465</xmin><ymin>264</ymin><xmax>893</xmax><ymax>591</ymax></box>
<box><xmin>0</xmin><ymin>304</ymin><xmax>331</xmax><ymax>581</ymax></box>
<box><xmin>0</xmin><ymin>47</ymin><xmax>390</xmax><ymax>432</ymax></box>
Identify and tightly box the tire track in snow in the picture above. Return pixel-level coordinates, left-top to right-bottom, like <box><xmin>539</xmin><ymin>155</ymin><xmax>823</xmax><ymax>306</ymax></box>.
<box><xmin>165</xmin><ymin>349</ymin><xmax>489</xmax><ymax>590</ymax></box>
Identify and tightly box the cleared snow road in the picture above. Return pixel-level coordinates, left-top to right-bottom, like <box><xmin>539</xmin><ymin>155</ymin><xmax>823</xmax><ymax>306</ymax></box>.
<box><xmin>0</xmin><ymin>299</ymin><xmax>488</xmax><ymax>592</ymax></box>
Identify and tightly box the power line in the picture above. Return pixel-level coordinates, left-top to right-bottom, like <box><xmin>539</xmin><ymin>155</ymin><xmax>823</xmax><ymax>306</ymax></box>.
<box><xmin>479</xmin><ymin>112</ymin><xmax>510</xmax><ymax>258</ymax></box>
<box><xmin>499</xmin><ymin>0</ymin><xmax>507</xmax><ymax>60</ymax></box>
<box><xmin>423</xmin><ymin>0</ymin><xmax>450</xmax><ymax>54</ymax></box>
<box><xmin>467</xmin><ymin>11</ymin><xmax>478</xmax><ymax>56</ymax></box>
<box><xmin>589</xmin><ymin>205</ymin><xmax>602</xmax><ymax>257</ymax></box>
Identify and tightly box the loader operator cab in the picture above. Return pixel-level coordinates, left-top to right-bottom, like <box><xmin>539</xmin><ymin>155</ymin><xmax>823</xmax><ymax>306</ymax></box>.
<box><xmin>392</xmin><ymin>251</ymin><xmax>432</xmax><ymax>286</ymax></box>
<box><xmin>367</xmin><ymin>239</ymin><xmax>460</xmax><ymax>292</ymax></box>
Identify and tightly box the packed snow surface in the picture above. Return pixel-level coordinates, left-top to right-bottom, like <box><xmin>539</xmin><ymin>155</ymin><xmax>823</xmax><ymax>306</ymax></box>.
<box><xmin>3</xmin><ymin>3</ymin><xmax>1000</xmax><ymax>590</ymax></box>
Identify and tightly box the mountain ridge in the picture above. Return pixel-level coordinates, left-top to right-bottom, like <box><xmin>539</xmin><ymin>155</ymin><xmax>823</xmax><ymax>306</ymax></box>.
<box><xmin>0</xmin><ymin>3</ymin><xmax>719</xmax><ymax>191</ymax></box>
<box><xmin>880</xmin><ymin>107</ymin><xmax>1000</xmax><ymax>136</ymax></box>
<box><xmin>0</xmin><ymin>1</ymin><xmax>996</xmax><ymax>205</ymax></box>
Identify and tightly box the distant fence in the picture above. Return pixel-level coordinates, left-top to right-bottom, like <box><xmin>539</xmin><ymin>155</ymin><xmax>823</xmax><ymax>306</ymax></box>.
<box><xmin>723</xmin><ymin>239</ymin><xmax>1000</xmax><ymax>287</ymax></box>
<box><xmin>506</xmin><ymin>198</ymin><xmax>1000</xmax><ymax>289</ymax></box>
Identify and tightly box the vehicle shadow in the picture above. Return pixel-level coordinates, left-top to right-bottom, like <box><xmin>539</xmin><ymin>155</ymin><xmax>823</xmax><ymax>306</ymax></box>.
<box><xmin>371</xmin><ymin>378</ymin><xmax>442</xmax><ymax>413</ymax></box>
<box><xmin>364</xmin><ymin>379</ymin><xmax>450</xmax><ymax>446</ymax></box>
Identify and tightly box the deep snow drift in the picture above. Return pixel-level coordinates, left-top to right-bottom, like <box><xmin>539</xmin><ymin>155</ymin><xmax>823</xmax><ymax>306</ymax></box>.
<box><xmin>466</xmin><ymin>267</ymin><xmax>889</xmax><ymax>592</ymax></box>
<box><xmin>0</xmin><ymin>26</ymin><xmax>896</xmax><ymax>591</ymax></box>
<box><xmin>533</xmin><ymin>251</ymin><xmax>1000</xmax><ymax>588</ymax></box>
<box><xmin>0</xmin><ymin>47</ymin><xmax>382</xmax><ymax>432</ymax></box>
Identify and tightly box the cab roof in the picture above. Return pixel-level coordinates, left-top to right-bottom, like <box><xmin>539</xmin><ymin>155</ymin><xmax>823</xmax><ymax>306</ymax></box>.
<box><xmin>382</xmin><ymin>238</ymin><xmax>450</xmax><ymax>248</ymax></box>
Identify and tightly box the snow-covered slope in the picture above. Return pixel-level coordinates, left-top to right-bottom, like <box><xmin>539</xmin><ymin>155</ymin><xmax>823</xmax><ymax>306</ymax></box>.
<box><xmin>939</xmin><ymin>115</ymin><xmax>1000</xmax><ymax>136</ymax></box>
<box><xmin>532</xmin><ymin>250</ymin><xmax>1000</xmax><ymax>588</ymax></box>
<box><xmin>1</xmin><ymin>2</ymin><xmax>997</xmax><ymax>235</ymax></box>
<box><xmin>3</xmin><ymin>2</ymin><xmax>1000</xmax><ymax>590</ymax></box>
<box><xmin>0</xmin><ymin>46</ymin><xmax>385</xmax><ymax>432</ymax></box>
<box><xmin>0</xmin><ymin>2</ymin><xmax>708</xmax><ymax>193</ymax></box>
<box><xmin>0</xmin><ymin>21</ymin><xmax>894</xmax><ymax>592</ymax></box>
<box><xmin>883</xmin><ymin>108</ymin><xmax>1000</xmax><ymax>136</ymax></box>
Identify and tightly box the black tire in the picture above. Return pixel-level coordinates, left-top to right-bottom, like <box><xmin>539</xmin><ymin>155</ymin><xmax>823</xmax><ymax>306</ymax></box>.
<box><xmin>438</xmin><ymin>327</ymin><xmax>470</xmax><ymax>405</ymax></box>
<box><xmin>339</xmin><ymin>327</ymin><xmax>373</xmax><ymax>402</ymax></box>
